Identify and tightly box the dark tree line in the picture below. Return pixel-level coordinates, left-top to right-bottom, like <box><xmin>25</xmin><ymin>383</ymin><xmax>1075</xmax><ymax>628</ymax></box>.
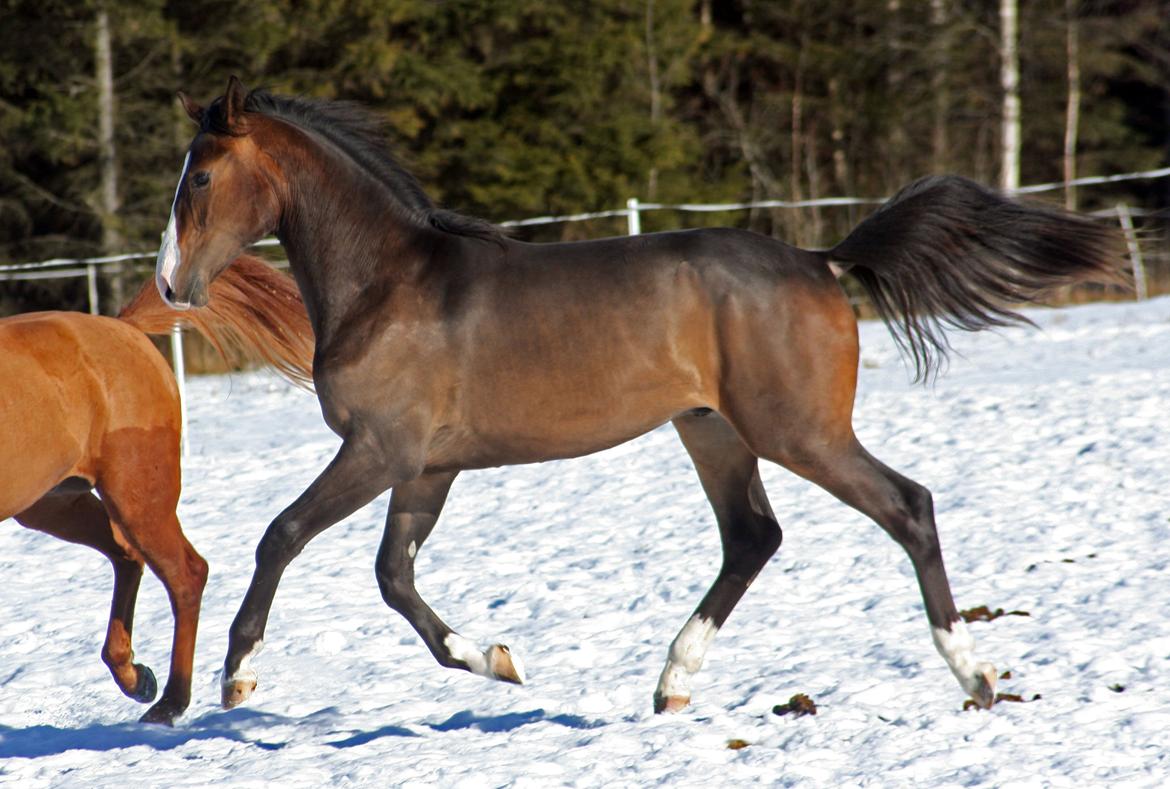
<box><xmin>1</xmin><ymin>0</ymin><xmax>1167</xmax><ymax>315</ymax></box>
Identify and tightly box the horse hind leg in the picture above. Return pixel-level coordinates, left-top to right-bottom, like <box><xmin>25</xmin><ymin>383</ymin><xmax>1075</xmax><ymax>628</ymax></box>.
<box><xmin>15</xmin><ymin>491</ymin><xmax>159</xmax><ymax>705</ymax></box>
<box><xmin>654</xmin><ymin>411</ymin><xmax>782</xmax><ymax>713</ymax></box>
<box><xmin>374</xmin><ymin>470</ymin><xmax>525</xmax><ymax>685</ymax></box>
<box><xmin>97</xmin><ymin>440</ymin><xmax>208</xmax><ymax>725</ymax></box>
<box><xmin>734</xmin><ymin>409</ymin><xmax>997</xmax><ymax>709</ymax></box>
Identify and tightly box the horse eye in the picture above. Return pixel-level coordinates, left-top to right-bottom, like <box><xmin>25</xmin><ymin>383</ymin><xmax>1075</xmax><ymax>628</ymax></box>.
<box><xmin>192</xmin><ymin>170</ymin><xmax>211</xmax><ymax>188</ymax></box>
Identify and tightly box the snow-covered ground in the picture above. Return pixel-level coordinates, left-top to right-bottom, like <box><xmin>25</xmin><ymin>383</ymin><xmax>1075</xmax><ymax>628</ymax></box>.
<box><xmin>1</xmin><ymin>296</ymin><xmax>1168</xmax><ymax>787</ymax></box>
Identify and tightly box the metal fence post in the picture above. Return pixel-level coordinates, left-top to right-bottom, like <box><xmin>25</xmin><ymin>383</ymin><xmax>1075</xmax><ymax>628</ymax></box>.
<box><xmin>170</xmin><ymin>325</ymin><xmax>190</xmax><ymax>458</ymax></box>
<box><xmin>626</xmin><ymin>197</ymin><xmax>641</xmax><ymax>236</ymax></box>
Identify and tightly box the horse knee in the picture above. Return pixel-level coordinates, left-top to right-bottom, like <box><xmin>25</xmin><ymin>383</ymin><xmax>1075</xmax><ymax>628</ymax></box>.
<box><xmin>255</xmin><ymin>518</ymin><xmax>306</xmax><ymax>567</ymax></box>
<box><xmin>375</xmin><ymin>566</ymin><xmax>413</xmax><ymax>611</ymax></box>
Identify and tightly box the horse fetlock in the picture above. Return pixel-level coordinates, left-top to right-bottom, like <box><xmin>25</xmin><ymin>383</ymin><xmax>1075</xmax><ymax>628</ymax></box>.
<box><xmin>140</xmin><ymin>698</ymin><xmax>184</xmax><ymax>726</ymax></box>
<box><xmin>444</xmin><ymin>633</ymin><xmax>525</xmax><ymax>684</ymax></box>
<box><xmin>932</xmin><ymin>621</ymin><xmax>997</xmax><ymax>708</ymax></box>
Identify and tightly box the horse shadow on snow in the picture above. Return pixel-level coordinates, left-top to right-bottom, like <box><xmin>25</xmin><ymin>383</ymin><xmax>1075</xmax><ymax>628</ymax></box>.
<box><xmin>0</xmin><ymin>707</ymin><xmax>605</xmax><ymax>758</ymax></box>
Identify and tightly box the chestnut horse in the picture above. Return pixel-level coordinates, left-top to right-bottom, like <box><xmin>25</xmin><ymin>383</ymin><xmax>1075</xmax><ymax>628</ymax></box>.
<box><xmin>159</xmin><ymin>77</ymin><xmax>1124</xmax><ymax>715</ymax></box>
<box><xmin>0</xmin><ymin>255</ymin><xmax>311</xmax><ymax>724</ymax></box>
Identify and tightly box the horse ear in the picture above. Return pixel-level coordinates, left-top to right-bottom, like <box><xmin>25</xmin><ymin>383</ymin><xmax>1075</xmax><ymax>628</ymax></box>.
<box><xmin>223</xmin><ymin>75</ymin><xmax>248</xmax><ymax>130</ymax></box>
<box><xmin>177</xmin><ymin>91</ymin><xmax>204</xmax><ymax>124</ymax></box>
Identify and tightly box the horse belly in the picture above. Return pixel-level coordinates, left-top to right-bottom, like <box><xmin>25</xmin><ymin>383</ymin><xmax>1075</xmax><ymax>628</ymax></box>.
<box><xmin>450</xmin><ymin>351</ymin><xmax>709</xmax><ymax>468</ymax></box>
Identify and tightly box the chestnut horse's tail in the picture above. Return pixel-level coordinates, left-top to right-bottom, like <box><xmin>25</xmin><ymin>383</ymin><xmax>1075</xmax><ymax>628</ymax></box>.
<box><xmin>119</xmin><ymin>255</ymin><xmax>314</xmax><ymax>388</ymax></box>
<box><xmin>825</xmin><ymin>175</ymin><xmax>1128</xmax><ymax>380</ymax></box>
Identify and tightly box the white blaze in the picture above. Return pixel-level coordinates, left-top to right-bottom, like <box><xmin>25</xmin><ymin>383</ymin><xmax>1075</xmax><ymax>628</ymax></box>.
<box><xmin>155</xmin><ymin>151</ymin><xmax>191</xmax><ymax>309</ymax></box>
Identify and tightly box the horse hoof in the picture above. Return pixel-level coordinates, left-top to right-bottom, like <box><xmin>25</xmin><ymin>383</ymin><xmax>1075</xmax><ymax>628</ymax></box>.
<box><xmin>968</xmin><ymin>662</ymin><xmax>998</xmax><ymax>709</ymax></box>
<box><xmin>222</xmin><ymin>676</ymin><xmax>258</xmax><ymax>709</ymax></box>
<box><xmin>139</xmin><ymin>702</ymin><xmax>178</xmax><ymax>726</ymax></box>
<box><xmin>653</xmin><ymin>692</ymin><xmax>690</xmax><ymax>714</ymax></box>
<box><xmin>129</xmin><ymin>663</ymin><xmax>158</xmax><ymax>704</ymax></box>
<box><xmin>486</xmin><ymin>644</ymin><xmax>525</xmax><ymax>685</ymax></box>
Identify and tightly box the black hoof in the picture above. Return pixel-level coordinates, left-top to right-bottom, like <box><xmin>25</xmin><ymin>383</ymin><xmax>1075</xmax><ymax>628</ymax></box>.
<box><xmin>139</xmin><ymin>701</ymin><xmax>180</xmax><ymax>726</ymax></box>
<box><xmin>130</xmin><ymin>663</ymin><xmax>158</xmax><ymax>704</ymax></box>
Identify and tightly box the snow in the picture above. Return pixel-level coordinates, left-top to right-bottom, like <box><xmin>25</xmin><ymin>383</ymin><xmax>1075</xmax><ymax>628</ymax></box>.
<box><xmin>2</xmin><ymin>296</ymin><xmax>1168</xmax><ymax>787</ymax></box>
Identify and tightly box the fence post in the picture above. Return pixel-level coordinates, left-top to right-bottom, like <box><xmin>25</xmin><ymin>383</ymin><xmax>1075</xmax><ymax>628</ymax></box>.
<box><xmin>1115</xmin><ymin>203</ymin><xmax>1147</xmax><ymax>301</ymax></box>
<box><xmin>170</xmin><ymin>325</ymin><xmax>190</xmax><ymax>458</ymax></box>
<box><xmin>626</xmin><ymin>197</ymin><xmax>641</xmax><ymax>236</ymax></box>
<box><xmin>86</xmin><ymin>263</ymin><xmax>99</xmax><ymax>315</ymax></box>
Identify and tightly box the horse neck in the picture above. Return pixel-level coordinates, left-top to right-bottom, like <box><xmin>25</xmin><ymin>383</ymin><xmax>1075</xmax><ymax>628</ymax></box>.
<box><xmin>266</xmin><ymin>123</ymin><xmax>432</xmax><ymax>340</ymax></box>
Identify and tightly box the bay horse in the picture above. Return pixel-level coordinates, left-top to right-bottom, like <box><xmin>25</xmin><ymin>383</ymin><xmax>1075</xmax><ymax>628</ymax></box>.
<box><xmin>0</xmin><ymin>254</ymin><xmax>311</xmax><ymax>725</ymax></box>
<box><xmin>159</xmin><ymin>76</ymin><xmax>1124</xmax><ymax>715</ymax></box>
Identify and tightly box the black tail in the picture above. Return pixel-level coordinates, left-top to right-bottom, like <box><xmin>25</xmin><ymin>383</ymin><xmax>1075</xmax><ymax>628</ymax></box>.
<box><xmin>828</xmin><ymin>175</ymin><xmax>1127</xmax><ymax>380</ymax></box>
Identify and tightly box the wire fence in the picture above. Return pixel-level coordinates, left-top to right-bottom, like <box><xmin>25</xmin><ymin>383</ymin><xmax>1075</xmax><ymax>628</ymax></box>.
<box><xmin>4</xmin><ymin>164</ymin><xmax>1168</xmax><ymax>311</ymax></box>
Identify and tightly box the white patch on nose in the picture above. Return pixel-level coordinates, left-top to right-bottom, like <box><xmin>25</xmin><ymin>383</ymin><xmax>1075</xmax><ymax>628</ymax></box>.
<box><xmin>656</xmin><ymin>614</ymin><xmax>718</xmax><ymax>701</ymax></box>
<box><xmin>156</xmin><ymin>151</ymin><xmax>191</xmax><ymax>309</ymax></box>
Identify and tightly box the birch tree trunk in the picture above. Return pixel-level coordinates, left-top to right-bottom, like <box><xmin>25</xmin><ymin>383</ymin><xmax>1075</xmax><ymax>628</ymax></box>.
<box><xmin>999</xmin><ymin>0</ymin><xmax>1021</xmax><ymax>193</ymax></box>
<box><xmin>95</xmin><ymin>4</ymin><xmax>124</xmax><ymax>309</ymax></box>
<box><xmin>1063</xmin><ymin>0</ymin><xmax>1081</xmax><ymax>210</ymax></box>
<box><xmin>930</xmin><ymin>0</ymin><xmax>951</xmax><ymax>173</ymax></box>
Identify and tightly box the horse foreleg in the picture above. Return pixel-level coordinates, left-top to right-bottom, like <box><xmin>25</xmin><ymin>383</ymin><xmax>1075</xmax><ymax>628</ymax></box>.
<box><xmin>222</xmin><ymin>433</ymin><xmax>416</xmax><ymax>709</ymax></box>
<box><xmin>375</xmin><ymin>471</ymin><xmax>524</xmax><ymax>685</ymax></box>
<box><xmin>15</xmin><ymin>492</ymin><xmax>158</xmax><ymax>705</ymax></box>
<box><xmin>654</xmin><ymin>413</ymin><xmax>782</xmax><ymax>713</ymax></box>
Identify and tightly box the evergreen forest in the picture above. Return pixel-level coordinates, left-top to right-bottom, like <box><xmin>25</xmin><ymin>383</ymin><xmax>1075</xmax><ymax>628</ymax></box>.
<box><xmin>2</xmin><ymin>0</ymin><xmax>1167</xmax><ymax>315</ymax></box>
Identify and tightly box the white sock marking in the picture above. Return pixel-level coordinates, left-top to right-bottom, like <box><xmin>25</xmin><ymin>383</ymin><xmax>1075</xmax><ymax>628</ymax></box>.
<box><xmin>932</xmin><ymin>621</ymin><xmax>994</xmax><ymax>698</ymax></box>
<box><xmin>656</xmin><ymin>615</ymin><xmax>718</xmax><ymax>701</ymax></box>
<box><xmin>444</xmin><ymin>633</ymin><xmax>490</xmax><ymax>677</ymax></box>
<box><xmin>225</xmin><ymin>639</ymin><xmax>263</xmax><ymax>685</ymax></box>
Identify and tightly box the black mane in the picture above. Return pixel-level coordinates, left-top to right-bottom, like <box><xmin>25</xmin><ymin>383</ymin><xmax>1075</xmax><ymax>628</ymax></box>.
<box><xmin>204</xmin><ymin>90</ymin><xmax>504</xmax><ymax>243</ymax></box>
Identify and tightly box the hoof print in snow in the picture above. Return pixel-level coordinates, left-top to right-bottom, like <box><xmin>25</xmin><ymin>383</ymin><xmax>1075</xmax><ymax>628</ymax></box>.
<box><xmin>963</xmin><ymin>692</ymin><xmax>1041</xmax><ymax>711</ymax></box>
<box><xmin>773</xmin><ymin>693</ymin><xmax>817</xmax><ymax>717</ymax></box>
<box><xmin>959</xmin><ymin>605</ymin><xmax>1030</xmax><ymax>623</ymax></box>
<box><xmin>726</xmin><ymin>739</ymin><xmax>750</xmax><ymax>750</ymax></box>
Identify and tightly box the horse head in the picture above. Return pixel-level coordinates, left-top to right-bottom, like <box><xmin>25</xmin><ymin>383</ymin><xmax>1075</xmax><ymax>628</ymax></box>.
<box><xmin>157</xmin><ymin>76</ymin><xmax>281</xmax><ymax>309</ymax></box>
